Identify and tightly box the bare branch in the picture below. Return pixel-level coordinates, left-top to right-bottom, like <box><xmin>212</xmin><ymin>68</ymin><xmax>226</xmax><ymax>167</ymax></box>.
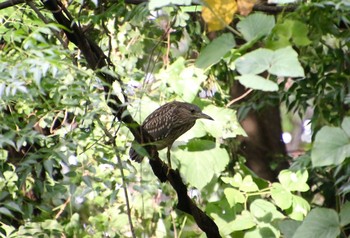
<box><xmin>0</xmin><ymin>0</ymin><xmax>25</xmax><ymax>10</ymax></box>
<box><xmin>226</xmin><ymin>88</ymin><xmax>253</xmax><ymax>107</ymax></box>
<box><xmin>40</xmin><ymin>0</ymin><xmax>221</xmax><ymax>237</ymax></box>
<box><xmin>122</xmin><ymin>0</ymin><xmax>297</xmax><ymax>13</ymax></box>
<box><xmin>253</xmin><ymin>4</ymin><xmax>297</xmax><ymax>13</ymax></box>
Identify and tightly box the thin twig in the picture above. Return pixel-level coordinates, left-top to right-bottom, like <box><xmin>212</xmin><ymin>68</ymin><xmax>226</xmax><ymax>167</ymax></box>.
<box><xmin>171</xmin><ymin>211</ymin><xmax>178</xmax><ymax>238</ymax></box>
<box><xmin>27</xmin><ymin>1</ymin><xmax>68</xmax><ymax>48</ymax></box>
<box><xmin>253</xmin><ymin>4</ymin><xmax>297</xmax><ymax>13</ymax></box>
<box><xmin>95</xmin><ymin>117</ymin><xmax>136</xmax><ymax>238</ymax></box>
<box><xmin>54</xmin><ymin>196</ymin><xmax>71</xmax><ymax>219</ymax></box>
<box><xmin>115</xmin><ymin>153</ymin><xmax>136</xmax><ymax>238</ymax></box>
<box><xmin>226</xmin><ymin>88</ymin><xmax>253</xmax><ymax>107</ymax></box>
<box><xmin>164</xmin><ymin>25</ymin><xmax>172</xmax><ymax>67</ymax></box>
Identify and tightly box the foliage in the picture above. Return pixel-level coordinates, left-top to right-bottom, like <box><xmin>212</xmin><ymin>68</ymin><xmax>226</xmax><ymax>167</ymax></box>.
<box><xmin>213</xmin><ymin>164</ymin><xmax>310</xmax><ymax>237</ymax></box>
<box><xmin>0</xmin><ymin>0</ymin><xmax>349</xmax><ymax>237</ymax></box>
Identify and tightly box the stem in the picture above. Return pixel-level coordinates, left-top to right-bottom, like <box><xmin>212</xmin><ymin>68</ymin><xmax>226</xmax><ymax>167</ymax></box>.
<box><xmin>177</xmin><ymin>216</ymin><xmax>187</xmax><ymax>238</ymax></box>
<box><xmin>226</xmin><ymin>88</ymin><xmax>253</xmax><ymax>107</ymax></box>
<box><xmin>116</xmin><ymin>153</ymin><xmax>136</xmax><ymax>238</ymax></box>
<box><xmin>95</xmin><ymin>117</ymin><xmax>136</xmax><ymax>238</ymax></box>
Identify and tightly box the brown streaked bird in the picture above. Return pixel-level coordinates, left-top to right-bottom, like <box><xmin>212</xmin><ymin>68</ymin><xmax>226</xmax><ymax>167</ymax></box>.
<box><xmin>129</xmin><ymin>101</ymin><xmax>213</xmax><ymax>167</ymax></box>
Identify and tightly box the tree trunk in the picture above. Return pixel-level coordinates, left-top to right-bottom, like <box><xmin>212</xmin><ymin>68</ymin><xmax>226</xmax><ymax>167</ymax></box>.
<box><xmin>231</xmin><ymin>81</ymin><xmax>289</xmax><ymax>181</ymax></box>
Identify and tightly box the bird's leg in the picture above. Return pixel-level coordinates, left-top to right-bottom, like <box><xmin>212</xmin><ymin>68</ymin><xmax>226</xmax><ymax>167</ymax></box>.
<box><xmin>167</xmin><ymin>145</ymin><xmax>172</xmax><ymax>169</ymax></box>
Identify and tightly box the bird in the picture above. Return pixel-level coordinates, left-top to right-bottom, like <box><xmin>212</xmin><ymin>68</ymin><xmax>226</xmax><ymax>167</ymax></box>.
<box><xmin>129</xmin><ymin>101</ymin><xmax>213</xmax><ymax>167</ymax></box>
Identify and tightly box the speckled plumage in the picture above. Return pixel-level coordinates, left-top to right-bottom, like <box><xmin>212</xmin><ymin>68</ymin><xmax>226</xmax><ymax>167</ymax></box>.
<box><xmin>129</xmin><ymin>101</ymin><xmax>213</xmax><ymax>163</ymax></box>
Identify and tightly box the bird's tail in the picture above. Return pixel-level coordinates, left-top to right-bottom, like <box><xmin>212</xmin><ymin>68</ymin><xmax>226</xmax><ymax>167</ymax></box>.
<box><xmin>129</xmin><ymin>142</ymin><xmax>145</xmax><ymax>162</ymax></box>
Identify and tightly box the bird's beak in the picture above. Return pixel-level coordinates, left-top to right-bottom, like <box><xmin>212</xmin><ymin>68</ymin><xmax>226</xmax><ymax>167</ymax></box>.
<box><xmin>197</xmin><ymin>112</ymin><xmax>214</xmax><ymax>120</ymax></box>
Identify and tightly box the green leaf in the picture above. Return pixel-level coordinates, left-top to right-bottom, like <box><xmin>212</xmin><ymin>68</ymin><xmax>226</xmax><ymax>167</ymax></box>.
<box><xmin>266</xmin><ymin>20</ymin><xmax>311</xmax><ymax>49</ymax></box>
<box><xmin>311</xmin><ymin>124</ymin><xmax>350</xmax><ymax>167</ymax></box>
<box><xmin>250</xmin><ymin>199</ymin><xmax>285</xmax><ymax>221</ymax></box>
<box><xmin>224</xmin><ymin>187</ymin><xmax>245</xmax><ymax>207</ymax></box>
<box><xmin>236</xmin><ymin>74</ymin><xmax>278</xmax><ymax>91</ymax></box>
<box><xmin>201</xmin><ymin>104</ymin><xmax>246</xmax><ymax>139</ymax></box>
<box><xmin>5</xmin><ymin>201</ymin><xmax>23</xmax><ymax>214</ymax></box>
<box><xmin>195</xmin><ymin>33</ymin><xmax>236</xmax><ymax>69</ymax></box>
<box><xmin>278</xmin><ymin>170</ymin><xmax>309</xmax><ymax>192</ymax></box>
<box><xmin>287</xmin><ymin>195</ymin><xmax>310</xmax><ymax>220</ymax></box>
<box><xmin>235</xmin><ymin>46</ymin><xmax>304</xmax><ymax>77</ymax></box>
<box><xmin>341</xmin><ymin>117</ymin><xmax>350</xmax><ymax>138</ymax></box>
<box><xmin>230</xmin><ymin>210</ymin><xmax>256</xmax><ymax>231</ymax></box>
<box><xmin>292</xmin><ymin>208</ymin><xmax>340</xmax><ymax>238</ymax></box>
<box><xmin>279</xmin><ymin>220</ymin><xmax>302</xmax><ymax>238</ymax></box>
<box><xmin>239</xmin><ymin>175</ymin><xmax>259</xmax><ymax>192</ymax></box>
<box><xmin>221</xmin><ymin>173</ymin><xmax>243</xmax><ymax>187</ymax></box>
<box><xmin>235</xmin><ymin>48</ymin><xmax>273</xmax><ymax>75</ymax></box>
<box><xmin>157</xmin><ymin>58</ymin><xmax>206</xmax><ymax>102</ymax></box>
<box><xmin>237</xmin><ymin>12</ymin><xmax>275</xmax><ymax>42</ymax></box>
<box><xmin>269</xmin><ymin>47</ymin><xmax>305</xmax><ymax>77</ymax></box>
<box><xmin>207</xmin><ymin>200</ymin><xmax>237</xmax><ymax>236</ymax></box>
<box><xmin>0</xmin><ymin>207</ymin><xmax>14</xmax><ymax>218</ymax></box>
<box><xmin>245</xmin><ymin>226</ymin><xmax>277</xmax><ymax>238</ymax></box>
<box><xmin>291</xmin><ymin>21</ymin><xmax>312</xmax><ymax>46</ymax></box>
<box><xmin>340</xmin><ymin>201</ymin><xmax>350</xmax><ymax>226</ymax></box>
<box><xmin>0</xmin><ymin>221</ymin><xmax>16</xmax><ymax>237</ymax></box>
<box><xmin>43</xmin><ymin>159</ymin><xmax>53</xmax><ymax>178</ymax></box>
<box><xmin>41</xmin><ymin>219</ymin><xmax>63</xmax><ymax>231</ymax></box>
<box><xmin>271</xmin><ymin>183</ymin><xmax>293</xmax><ymax>210</ymax></box>
<box><xmin>171</xmin><ymin>66</ymin><xmax>207</xmax><ymax>102</ymax></box>
<box><xmin>174</xmin><ymin>140</ymin><xmax>229</xmax><ymax>189</ymax></box>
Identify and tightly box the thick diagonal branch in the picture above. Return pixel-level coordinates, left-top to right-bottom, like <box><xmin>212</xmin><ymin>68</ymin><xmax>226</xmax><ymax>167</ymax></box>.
<box><xmin>41</xmin><ymin>1</ymin><xmax>220</xmax><ymax>237</ymax></box>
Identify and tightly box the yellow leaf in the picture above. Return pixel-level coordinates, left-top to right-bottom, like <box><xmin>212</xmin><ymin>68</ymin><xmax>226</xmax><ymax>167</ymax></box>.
<box><xmin>237</xmin><ymin>0</ymin><xmax>257</xmax><ymax>16</ymax></box>
<box><xmin>202</xmin><ymin>0</ymin><xmax>238</xmax><ymax>32</ymax></box>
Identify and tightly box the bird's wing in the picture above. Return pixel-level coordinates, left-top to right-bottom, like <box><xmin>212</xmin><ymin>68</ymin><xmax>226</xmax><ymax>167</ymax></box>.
<box><xmin>142</xmin><ymin>103</ymin><xmax>177</xmax><ymax>142</ymax></box>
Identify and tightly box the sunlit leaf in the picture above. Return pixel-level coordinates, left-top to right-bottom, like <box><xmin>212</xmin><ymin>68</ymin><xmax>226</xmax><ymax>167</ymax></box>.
<box><xmin>207</xmin><ymin>200</ymin><xmax>237</xmax><ymax>235</ymax></box>
<box><xmin>239</xmin><ymin>175</ymin><xmax>259</xmax><ymax>192</ymax></box>
<box><xmin>271</xmin><ymin>183</ymin><xmax>293</xmax><ymax>210</ymax></box>
<box><xmin>250</xmin><ymin>199</ymin><xmax>285</xmax><ymax>221</ymax></box>
<box><xmin>221</xmin><ymin>173</ymin><xmax>243</xmax><ymax>187</ymax></box>
<box><xmin>174</xmin><ymin>140</ymin><xmax>229</xmax><ymax>189</ymax></box>
<box><xmin>287</xmin><ymin>195</ymin><xmax>310</xmax><ymax>220</ymax></box>
<box><xmin>278</xmin><ymin>170</ymin><xmax>309</xmax><ymax>192</ymax></box>
<box><xmin>201</xmin><ymin>104</ymin><xmax>246</xmax><ymax>139</ymax></box>
<box><xmin>224</xmin><ymin>187</ymin><xmax>245</xmax><ymax>207</ymax></box>
<box><xmin>231</xmin><ymin>211</ymin><xmax>256</xmax><ymax>231</ymax></box>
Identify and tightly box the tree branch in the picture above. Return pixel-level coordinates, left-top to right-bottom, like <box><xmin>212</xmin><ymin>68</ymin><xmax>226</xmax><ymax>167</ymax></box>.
<box><xmin>122</xmin><ymin>0</ymin><xmax>297</xmax><ymax>13</ymax></box>
<box><xmin>0</xmin><ymin>0</ymin><xmax>25</xmax><ymax>10</ymax></box>
<box><xmin>40</xmin><ymin>0</ymin><xmax>221</xmax><ymax>237</ymax></box>
<box><xmin>253</xmin><ymin>4</ymin><xmax>296</xmax><ymax>13</ymax></box>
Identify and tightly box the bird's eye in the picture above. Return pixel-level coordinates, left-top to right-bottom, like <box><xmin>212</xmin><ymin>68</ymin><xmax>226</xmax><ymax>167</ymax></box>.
<box><xmin>190</xmin><ymin>109</ymin><xmax>196</xmax><ymax>114</ymax></box>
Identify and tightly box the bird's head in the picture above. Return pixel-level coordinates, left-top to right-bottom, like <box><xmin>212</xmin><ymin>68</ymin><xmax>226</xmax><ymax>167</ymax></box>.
<box><xmin>176</xmin><ymin>102</ymin><xmax>213</xmax><ymax>122</ymax></box>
